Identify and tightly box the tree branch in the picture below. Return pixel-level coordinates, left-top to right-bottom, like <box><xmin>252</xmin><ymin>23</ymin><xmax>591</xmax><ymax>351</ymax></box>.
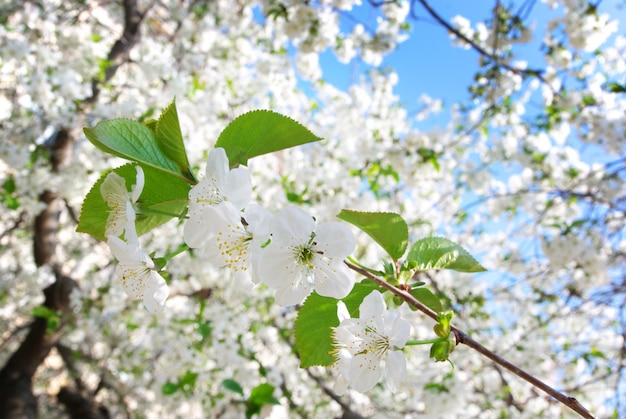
<box><xmin>344</xmin><ymin>260</ymin><xmax>596</xmax><ymax>419</ymax></box>
<box><xmin>0</xmin><ymin>268</ymin><xmax>77</xmax><ymax>419</ymax></box>
<box><xmin>411</xmin><ymin>0</ymin><xmax>555</xmax><ymax>90</ymax></box>
<box><xmin>85</xmin><ymin>0</ymin><xmax>152</xmax><ymax>104</ymax></box>
<box><xmin>57</xmin><ymin>386</ymin><xmax>109</xmax><ymax>419</ymax></box>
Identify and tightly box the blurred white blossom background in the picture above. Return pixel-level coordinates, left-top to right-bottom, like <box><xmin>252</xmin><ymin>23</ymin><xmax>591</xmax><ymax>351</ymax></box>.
<box><xmin>0</xmin><ymin>0</ymin><xmax>625</xmax><ymax>418</ymax></box>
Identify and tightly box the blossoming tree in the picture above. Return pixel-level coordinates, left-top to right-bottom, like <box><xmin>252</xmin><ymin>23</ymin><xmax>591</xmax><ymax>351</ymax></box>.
<box><xmin>0</xmin><ymin>0</ymin><xmax>624</xmax><ymax>418</ymax></box>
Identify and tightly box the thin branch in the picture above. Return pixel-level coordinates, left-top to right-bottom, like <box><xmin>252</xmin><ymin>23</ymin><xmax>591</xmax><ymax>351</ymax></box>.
<box><xmin>304</xmin><ymin>368</ymin><xmax>366</xmax><ymax>419</ymax></box>
<box><xmin>411</xmin><ymin>0</ymin><xmax>555</xmax><ymax>91</ymax></box>
<box><xmin>0</xmin><ymin>210</ymin><xmax>26</xmax><ymax>241</ymax></box>
<box><xmin>271</xmin><ymin>316</ymin><xmax>366</xmax><ymax>419</ymax></box>
<box><xmin>344</xmin><ymin>260</ymin><xmax>596</xmax><ymax>419</ymax></box>
<box><xmin>488</xmin><ymin>0</ymin><xmax>502</xmax><ymax>105</ymax></box>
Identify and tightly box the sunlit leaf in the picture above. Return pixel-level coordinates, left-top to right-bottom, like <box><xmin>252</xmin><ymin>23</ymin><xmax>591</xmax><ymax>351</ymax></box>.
<box><xmin>407</xmin><ymin>237</ymin><xmax>486</xmax><ymax>273</ymax></box>
<box><xmin>84</xmin><ymin>118</ymin><xmax>193</xmax><ymax>182</ymax></box>
<box><xmin>337</xmin><ymin>210</ymin><xmax>408</xmax><ymax>261</ymax></box>
<box><xmin>215</xmin><ymin>110</ymin><xmax>322</xmax><ymax>167</ymax></box>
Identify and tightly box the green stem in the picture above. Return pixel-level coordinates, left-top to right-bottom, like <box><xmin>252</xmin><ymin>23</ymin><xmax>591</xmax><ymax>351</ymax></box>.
<box><xmin>163</xmin><ymin>244</ymin><xmax>190</xmax><ymax>261</ymax></box>
<box><xmin>405</xmin><ymin>337</ymin><xmax>448</xmax><ymax>346</ymax></box>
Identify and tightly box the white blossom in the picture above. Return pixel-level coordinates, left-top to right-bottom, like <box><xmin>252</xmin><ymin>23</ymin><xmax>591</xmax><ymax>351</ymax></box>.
<box><xmin>198</xmin><ymin>201</ymin><xmax>271</xmax><ymax>284</ymax></box>
<box><xmin>100</xmin><ymin>166</ymin><xmax>144</xmax><ymax>237</ymax></box>
<box><xmin>184</xmin><ymin>147</ymin><xmax>252</xmax><ymax>249</ymax></box>
<box><xmin>106</xmin><ymin>202</ymin><xmax>168</xmax><ymax>313</ymax></box>
<box><xmin>258</xmin><ymin>206</ymin><xmax>355</xmax><ymax>306</ymax></box>
<box><xmin>332</xmin><ymin>290</ymin><xmax>410</xmax><ymax>393</ymax></box>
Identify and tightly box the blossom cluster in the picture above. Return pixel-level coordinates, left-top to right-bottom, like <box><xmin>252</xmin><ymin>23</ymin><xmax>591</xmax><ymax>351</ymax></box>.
<box><xmin>100</xmin><ymin>148</ymin><xmax>418</xmax><ymax>394</ymax></box>
<box><xmin>102</xmin><ymin>148</ymin><xmax>357</xmax><ymax>309</ymax></box>
<box><xmin>183</xmin><ymin>147</ymin><xmax>357</xmax><ymax>306</ymax></box>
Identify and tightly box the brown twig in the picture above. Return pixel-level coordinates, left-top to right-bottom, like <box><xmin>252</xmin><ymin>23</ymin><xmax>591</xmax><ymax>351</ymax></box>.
<box><xmin>344</xmin><ymin>260</ymin><xmax>596</xmax><ymax>419</ymax></box>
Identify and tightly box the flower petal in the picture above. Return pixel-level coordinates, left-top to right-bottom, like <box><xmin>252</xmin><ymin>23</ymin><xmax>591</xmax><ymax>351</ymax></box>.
<box><xmin>273</xmin><ymin>277</ymin><xmax>311</xmax><ymax>306</ymax></box>
<box><xmin>243</xmin><ymin>203</ymin><xmax>272</xmax><ymax>242</ymax></box>
<box><xmin>336</xmin><ymin>301</ymin><xmax>350</xmax><ymax>322</ymax></box>
<box><xmin>315</xmin><ymin>222</ymin><xmax>355</xmax><ymax>260</ymax></box>
<box><xmin>257</xmin><ymin>246</ymin><xmax>298</xmax><ymax>288</ymax></box>
<box><xmin>388</xmin><ymin>310</ymin><xmax>411</xmax><ymax>348</ymax></box>
<box><xmin>201</xmin><ymin>203</ymin><xmax>251</xmax><ymax>270</ymax></box>
<box><xmin>359</xmin><ymin>290</ymin><xmax>386</xmax><ymax>323</ymax></box>
<box><xmin>131</xmin><ymin>165</ymin><xmax>144</xmax><ymax>203</ymax></box>
<box><xmin>332</xmin><ymin>348</ymin><xmax>352</xmax><ymax>396</ymax></box>
<box><xmin>100</xmin><ymin>171</ymin><xmax>127</xmax><ymax>206</ymax></box>
<box><xmin>313</xmin><ymin>260</ymin><xmax>354</xmax><ymax>299</ymax></box>
<box><xmin>270</xmin><ymin>206</ymin><xmax>315</xmax><ymax>246</ymax></box>
<box><xmin>183</xmin><ymin>204</ymin><xmax>218</xmax><ymax>248</ymax></box>
<box><xmin>205</xmin><ymin>147</ymin><xmax>229</xmax><ymax>184</ymax></box>
<box><xmin>385</xmin><ymin>350</ymin><xmax>407</xmax><ymax>392</ymax></box>
<box><xmin>107</xmin><ymin>234</ymin><xmax>142</xmax><ymax>263</ymax></box>
<box><xmin>101</xmin><ymin>172</ymin><xmax>131</xmax><ymax>237</ymax></box>
<box><xmin>116</xmin><ymin>262</ymin><xmax>148</xmax><ymax>300</ymax></box>
<box><xmin>188</xmin><ymin>178</ymin><xmax>220</xmax><ymax>208</ymax></box>
<box><xmin>142</xmin><ymin>271</ymin><xmax>169</xmax><ymax>313</ymax></box>
<box><xmin>349</xmin><ymin>352</ymin><xmax>383</xmax><ymax>393</ymax></box>
<box><xmin>223</xmin><ymin>166</ymin><xmax>251</xmax><ymax>209</ymax></box>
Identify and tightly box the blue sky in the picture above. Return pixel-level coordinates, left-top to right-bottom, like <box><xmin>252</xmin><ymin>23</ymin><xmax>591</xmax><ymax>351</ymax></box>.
<box><xmin>319</xmin><ymin>0</ymin><xmax>625</xmax><ymax>126</ymax></box>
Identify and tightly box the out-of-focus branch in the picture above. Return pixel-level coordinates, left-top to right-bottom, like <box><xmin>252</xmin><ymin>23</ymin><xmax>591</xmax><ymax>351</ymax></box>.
<box><xmin>344</xmin><ymin>260</ymin><xmax>596</xmax><ymax>419</ymax></box>
<box><xmin>85</xmin><ymin>0</ymin><xmax>153</xmax><ymax>104</ymax></box>
<box><xmin>271</xmin><ymin>318</ymin><xmax>366</xmax><ymax>419</ymax></box>
<box><xmin>0</xmin><ymin>268</ymin><xmax>77</xmax><ymax>419</ymax></box>
<box><xmin>411</xmin><ymin>0</ymin><xmax>554</xmax><ymax>89</ymax></box>
<box><xmin>0</xmin><ymin>210</ymin><xmax>26</xmax><ymax>241</ymax></box>
<box><xmin>57</xmin><ymin>386</ymin><xmax>110</xmax><ymax>419</ymax></box>
<box><xmin>56</xmin><ymin>344</ymin><xmax>110</xmax><ymax>419</ymax></box>
<box><xmin>304</xmin><ymin>368</ymin><xmax>366</xmax><ymax>419</ymax></box>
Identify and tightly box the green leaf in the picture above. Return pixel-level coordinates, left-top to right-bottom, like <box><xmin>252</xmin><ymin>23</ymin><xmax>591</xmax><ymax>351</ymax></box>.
<box><xmin>429</xmin><ymin>337</ymin><xmax>455</xmax><ymax>362</ymax></box>
<box><xmin>155</xmin><ymin>99</ymin><xmax>195</xmax><ymax>182</ymax></box>
<box><xmin>1</xmin><ymin>174</ymin><xmax>20</xmax><ymax>210</ymax></box>
<box><xmin>161</xmin><ymin>381</ymin><xmax>179</xmax><ymax>395</ymax></box>
<box><xmin>3</xmin><ymin>174</ymin><xmax>16</xmax><ymax>194</ymax></box>
<box><xmin>31</xmin><ymin>306</ymin><xmax>60</xmax><ymax>331</ymax></box>
<box><xmin>84</xmin><ymin>118</ymin><xmax>192</xmax><ymax>182</ymax></box>
<box><xmin>222</xmin><ymin>379</ymin><xmax>244</xmax><ymax>396</ymax></box>
<box><xmin>246</xmin><ymin>383</ymin><xmax>279</xmax><ymax>419</ymax></box>
<box><xmin>77</xmin><ymin>164</ymin><xmax>190</xmax><ymax>241</ymax></box>
<box><xmin>179</xmin><ymin>370</ymin><xmax>199</xmax><ymax>391</ymax></box>
<box><xmin>337</xmin><ymin>210</ymin><xmax>408</xmax><ymax>261</ymax></box>
<box><xmin>407</xmin><ymin>237</ymin><xmax>486</xmax><ymax>273</ymax></box>
<box><xmin>31</xmin><ymin>305</ymin><xmax>55</xmax><ymax>318</ymax></box>
<box><xmin>606</xmin><ymin>82</ymin><xmax>626</xmax><ymax>93</ymax></box>
<box><xmin>411</xmin><ymin>288</ymin><xmax>443</xmax><ymax>313</ymax></box>
<box><xmin>215</xmin><ymin>110</ymin><xmax>322</xmax><ymax>167</ymax></box>
<box><xmin>430</xmin><ymin>311</ymin><xmax>456</xmax><ymax>362</ymax></box>
<box><xmin>295</xmin><ymin>282</ymin><xmax>379</xmax><ymax>368</ymax></box>
<box><xmin>249</xmin><ymin>383</ymin><xmax>279</xmax><ymax>405</ymax></box>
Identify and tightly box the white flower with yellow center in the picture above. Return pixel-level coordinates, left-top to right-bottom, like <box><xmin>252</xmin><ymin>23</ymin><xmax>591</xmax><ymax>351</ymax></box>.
<box><xmin>184</xmin><ymin>147</ymin><xmax>251</xmax><ymax>249</ymax></box>
<box><xmin>100</xmin><ymin>166</ymin><xmax>144</xmax><ymax>237</ymax></box>
<box><xmin>201</xmin><ymin>201</ymin><xmax>271</xmax><ymax>284</ymax></box>
<box><xmin>332</xmin><ymin>290</ymin><xmax>410</xmax><ymax>393</ymax></box>
<box><xmin>258</xmin><ymin>206</ymin><xmax>355</xmax><ymax>306</ymax></box>
<box><xmin>106</xmin><ymin>202</ymin><xmax>168</xmax><ymax>313</ymax></box>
